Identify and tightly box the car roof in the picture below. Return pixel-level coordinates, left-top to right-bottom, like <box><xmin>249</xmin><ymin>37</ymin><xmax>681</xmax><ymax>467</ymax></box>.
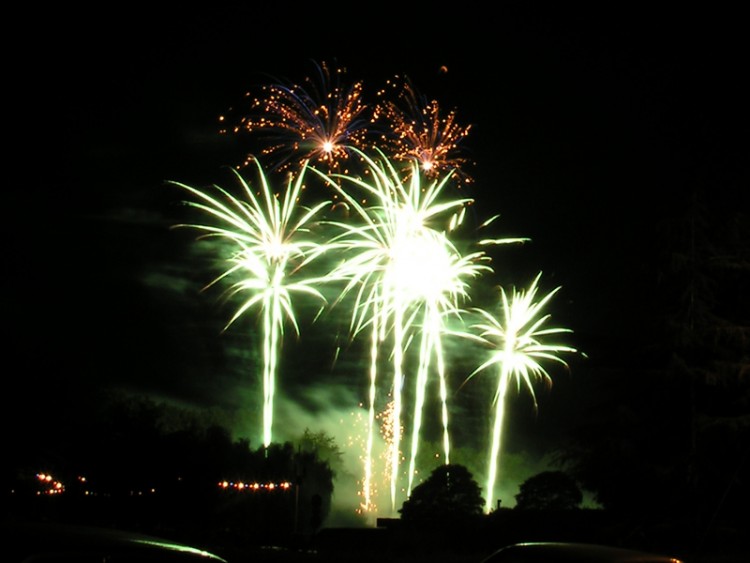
<box><xmin>1</xmin><ymin>520</ymin><xmax>229</xmax><ymax>563</ymax></box>
<box><xmin>481</xmin><ymin>541</ymin><xmax>684</xmax><ymax>563</ymax></box>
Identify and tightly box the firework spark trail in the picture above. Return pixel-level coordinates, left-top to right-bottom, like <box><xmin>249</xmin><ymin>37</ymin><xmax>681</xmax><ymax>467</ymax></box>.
<box><xmin>467</xmin><ymin>272</ymin><xmax>576</xmax><ymax>513</ymax></box>
<box><xmin>170</xmin><ymin>160</ymin><xmax>334</xmax><ymax>448</ymax></box>
<box><xmin>221</xmin><ymin>61</ymin><xmax>371</xmax><ymax>175</ymax></box>
<box><xmin>390</xmin><ymin>303</ymin><xmax>406</xmax><ymax>510</ymax></box>
<box><xmin>408</xmin><ymin>317</ymin><xmax>432</xmax><ymax>495</ymax></box>
<box><xmin>403</xmin><ymin>231</ymin><xmax>492</xmax><ymax>497</ymax></box>
<box><xmin>375</xmin><ymin>76</ymin><xmax>474</xmax><ymax>185</ymax></box>
<box><xmin>390</xmin><ymin>205</ymin><xmax>526</xmax><ymax>498</ymax></box>
<box><xmin>363</xmin><ymin>319</ymin><xmax>379</xmax><ymax>511</ymax></box>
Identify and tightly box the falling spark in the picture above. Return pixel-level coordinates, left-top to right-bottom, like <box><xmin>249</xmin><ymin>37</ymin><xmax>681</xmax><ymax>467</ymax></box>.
<box><xmin>170</xmin><ymin>159</ymin><xmax>334</xmax><ymax>448</ymax></box>
<box><xmin>467</xmin><ymin>272</ymin><xmax>576</xmax><ymax>513</ymax></box>
<box><xmin>342</xmin><ymin>405</ymin><xmax>379</xmax><ymax>515</ymax></box>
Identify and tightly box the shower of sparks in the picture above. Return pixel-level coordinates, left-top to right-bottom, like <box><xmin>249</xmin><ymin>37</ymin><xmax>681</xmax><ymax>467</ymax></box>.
<box><xmin>313</xmin><ymin>149</ymin><xmax>499</xmax><ymax>513</ymax></box>
<box><xmin>374</xmin><ymin>76</ymin><xmax>474</xmax><ymax>185</ymax></box>
<box><xmin>466</xmin><ymin>272</ymin><xmax>576</xmax><ymax>513</ymax></box>
<box><xmin>346</xmin><ymin>400</ymin><xmax>401</xmax><ymax>517</ymax></box>
<box><xmin>342</xmin><ymin>405</ymin><xmax>379</xmax><ymax>515</ymax></box>
<box><xmin>170</xmin><ymin>159</ymin><xmax>335</xmax><ymax>448</ymax></box>
<box><xmin>377</xmin><ymin>398</ymin><xmax>403</xmax><ymax>511</ymax></box>
<box><xmin>220</xmin><ymin>61</ymin><xmax>371</xmax><ymax>175</ymax></box>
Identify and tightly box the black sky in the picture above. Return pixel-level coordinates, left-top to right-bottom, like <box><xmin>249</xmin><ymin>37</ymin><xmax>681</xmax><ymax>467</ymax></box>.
<box><xmin>6</xmin><ymin>5</ymin><xmax>747</xmax><ymax>503</ymax></box>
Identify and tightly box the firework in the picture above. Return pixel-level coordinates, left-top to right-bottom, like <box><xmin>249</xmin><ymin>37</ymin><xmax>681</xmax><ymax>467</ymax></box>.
<box><xmin>220</xmin><ymin>61</ymin><xmax>371</xmax><ymax>175</ymax></box>
<box><xmin>374</xmin><ymin>76</ymin><xmax>474</xmax><ymax>185</ymax></box>
<box><xmin>467</xmin><ymin>273</ymin><xmax>576</xmax><ymax>513</ymax></box>
<box><xmin>402</xmin><ymin>225</ymin><xmax>494</xmax><ymax>497</ymax></box>
<box><xmin>170</xmin><ymin>159</ymin><xmax>335</xmax><ymax>448</ymax></box>
<box><xmin>175</xmin><ymin>62</ymin><xmax>581</xmax><ymax>521</ymax></box>
<box><xmin>314</xmin><ymin>149</ymin><xmax>496</xmax><ymax>512</ymax></box>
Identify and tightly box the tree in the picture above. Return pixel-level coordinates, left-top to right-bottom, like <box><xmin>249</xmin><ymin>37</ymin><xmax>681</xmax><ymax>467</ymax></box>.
<box><xmin>514</xmin><ymin>470</ymin><xmax>582</xmax><ymax>510</ymax></box>
<box><xmin>298</xmin><ymin>428</ymin><xmax>344</xmax><ymax>476</ymax></box>
<box><xmin>292</xmin><ymin>429</ymin><xmax>343</xmax><ymax>534</ymax></box>
<box><xmin>554</xmin><ymin>187</ymin><xmax>750</xmax><ymax>526</ymax></box>
<box><xmin>652</xmin><ymin>188</ymin><xmax>750</xmax><ymax>523</ymax></box>
<box><xmin>399</xmin><ymin>464</ymin><xmax>484</xmax><ymax>521</ymax></box>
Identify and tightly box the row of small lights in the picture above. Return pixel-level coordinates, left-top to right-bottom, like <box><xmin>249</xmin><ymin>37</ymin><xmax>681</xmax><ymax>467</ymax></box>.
<box><xmin>28</xmin><ymin>474</ymin><xmax>291</xmax><ymax>496</ymax></box>
<box><xmin>218</xmin><ymin>481</ymin><xmax>293</xmax><ymax>491</ymax></box>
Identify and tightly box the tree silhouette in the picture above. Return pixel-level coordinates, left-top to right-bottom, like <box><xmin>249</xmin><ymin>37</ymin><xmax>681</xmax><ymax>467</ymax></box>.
<box><xmin>554</xmin><ymin>187</ymin><xmax>750</xmax><ymax>528</ymax></box>
<box><xmin>514</xmin><ymin>470</ymin><xmax>582</xmax><ymax>510</ymax></box>
<box><xmin>651</xmin><ymin>187</ymin><xmax>750</xmax><ymax>525</ymax></box>
<box><xmin>399</xmin><ymin>463</ymin><xmax>484</xmax><ymax>521</ymax></box>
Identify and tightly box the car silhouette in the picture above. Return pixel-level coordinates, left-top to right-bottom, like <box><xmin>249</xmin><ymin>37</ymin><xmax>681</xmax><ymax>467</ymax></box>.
<box><xmin>480</xmin><ymin>541</ymin><xmax>685</xmax><ymax>563</ymax></box>
<box><xmin>2</xmin><ymin>520</ymin><xmax>229</xmax><ymax>563</ymax></box>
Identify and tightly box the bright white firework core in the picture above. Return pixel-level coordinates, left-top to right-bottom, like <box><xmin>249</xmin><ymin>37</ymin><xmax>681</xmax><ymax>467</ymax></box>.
<box><xmin>389</xmin><ymin>232</ymin><xmax>453</xmax><ymax>303</ymax></box>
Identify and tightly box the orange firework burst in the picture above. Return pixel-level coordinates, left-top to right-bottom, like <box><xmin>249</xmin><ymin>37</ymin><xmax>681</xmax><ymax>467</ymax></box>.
<box><xmin>374</xmin><ymin>76</ymin><xmax>474</xmax><ymax>185</ymax></box>
<box><xmin>220</xmin><ymin>61</ymin><xmax>371</xmax><ymax>175</ymax></box>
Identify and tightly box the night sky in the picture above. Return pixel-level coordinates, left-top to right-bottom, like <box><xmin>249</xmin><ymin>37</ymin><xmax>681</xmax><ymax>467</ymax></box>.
<box><xmin>7</xmin><ymin>5</ymin><xmax>747</xmax><ymax>510</ymax></box>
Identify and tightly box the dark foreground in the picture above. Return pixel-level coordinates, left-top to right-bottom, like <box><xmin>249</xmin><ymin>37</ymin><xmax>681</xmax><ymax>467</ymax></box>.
<box><xmin>4</xmin><ymin>494</ymin><xmax>747</xmax><ymax>563</ymax></box>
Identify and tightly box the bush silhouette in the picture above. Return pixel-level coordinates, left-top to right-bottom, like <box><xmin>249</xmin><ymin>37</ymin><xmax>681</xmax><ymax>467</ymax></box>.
<box><xmin>514</xmin><ymin>470</ymin><xmax>583</xmax><ymax>510</ymax></box>
<box><xmin>399</xmin><ymin>464</ymin><xmax>484</xmax><ymax>521</ymax></box>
